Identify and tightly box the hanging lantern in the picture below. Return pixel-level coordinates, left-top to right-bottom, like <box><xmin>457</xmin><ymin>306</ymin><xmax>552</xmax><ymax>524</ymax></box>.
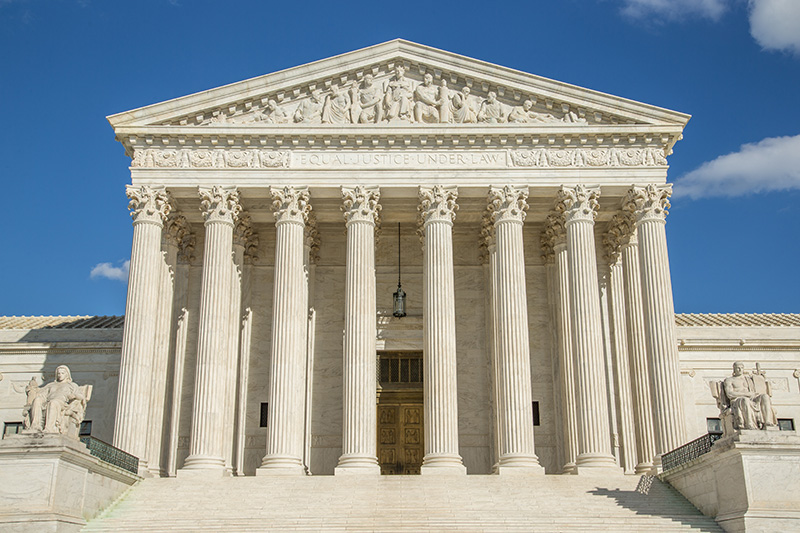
<box><xmin>392</xmin><ymin>222</ymin><xmax>406</xmax><ymax>318</ymax></box>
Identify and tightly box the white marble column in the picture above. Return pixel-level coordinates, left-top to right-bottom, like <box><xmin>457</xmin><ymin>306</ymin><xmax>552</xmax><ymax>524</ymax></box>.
<box><xmin>488</xmin><ymin>186</ymin><xmax>543</xmax><ymax>473</ymax></box>
<box><xmin>181</xmin><ymin>186</ymin><xmax>241</xmax><ymax>473</ymax></box>
<box><xmin>114</xmin><ymin>185</ymin><xmax>172</xmax><ymax>473</ymax></box>
<box><xmin>556</xmin><ymin>185</ymin><xmax>617</xmax><ymax>471</ymax></box>
<box><xmin>614</xmin><ymin>215</ymin><xmax>657</xmax><ymax>473</ymax></box>
<box><xmin>258</xmin><ymin>186</ymin><xmax>311</xmax><ymax>475</ymax></box>
<box><xmin>336</xmin><ymin>186</ymin><xmax>381</xmax><ymax>474</ymax></box>
<box><xmin>542</xmin><ymin>214</ymin><xmax>578</xmax><ymax>474</ymax></box>
<box><xmin>624</xmin><ymin>184</ymin><xmax>687</xmax><ymax>458</ymax></box>
<box><xmin>145</xmin><ymin>214</ymin><xmax>188</xmax><ymax>476</ymax></box>
<box><xmin>480</xmin><ymin>220</ymin><xmax>501</xmax><ymax>471</ymax></box>
<box><xmin>418</xmin><ymin>185</ymin><xmax>466</xmax><ymax>474</ymax></box>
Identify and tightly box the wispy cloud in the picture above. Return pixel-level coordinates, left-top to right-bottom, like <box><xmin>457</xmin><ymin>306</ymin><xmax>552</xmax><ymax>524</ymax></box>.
<box><xmin>619</xmin><ymin>0</ymin><xmax>730</xmax><ymax>22</ymax></box>
<box><xmin>674</xmin><ymin>134</ymin><xmax>800</xmax><ymax>199</ymax></box>
<box><xmin>748</xmin><ymin>0</ymin><xmax>800</xmax><ymax>55</ymax></box>
<box><xmin>90</xmin><ymin>260</ymin><xmax>130</xmax><ymax>282</ymax></box>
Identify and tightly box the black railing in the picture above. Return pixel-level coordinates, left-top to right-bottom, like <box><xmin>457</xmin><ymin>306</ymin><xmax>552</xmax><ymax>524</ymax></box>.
<box><xmin>80</xmin><ymin>436</ymin><xmax>139</xmax><ymax>475</ymax></box>
<box><xmin>661</xmin><ymin>432</ymin><xmax>722</xmax><ymax>473</ymax></box>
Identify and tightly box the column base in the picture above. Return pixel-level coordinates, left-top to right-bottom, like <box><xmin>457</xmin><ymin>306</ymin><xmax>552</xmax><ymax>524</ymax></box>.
<box><xmin>561</xmin><ymin>462</ymin><xmax>578</xmax><ymax>475</ymax></box>
<box><xmin>179</xmin><ymin>453</ymin><xmax>226</xmax><ymax>473</ymax></box>
<box><xmin>335</xmin><ymin>454</ymin><xmax>381</xmax><ymax>475</ymax></box>
<box><xmin>497</xmin><ymin>453</ymin><xmax>545</xmax><ymax>475</ymax></box>
<box><xmin>634</xmin><ymin>462</ymin><xmax>654</xmax><ymax>475</ymax></box>
<box><xmin>574</xmin><ymin>453</ymin><xmax>623</xmax><ymax>476</ymax></box>
<box><xmin>257</xmin><ymin>454</ymin><xmax>306</xmax><ymax>476</ymax></box>
<box><xmin>496</xmin><ymin>464</ymin><xmax>545</xmax><ymax>475</ymax></box>
<box><xmin>421</xmin><ymin>453</ymin><xmax>466</xmax><ymax>475</ymax></box>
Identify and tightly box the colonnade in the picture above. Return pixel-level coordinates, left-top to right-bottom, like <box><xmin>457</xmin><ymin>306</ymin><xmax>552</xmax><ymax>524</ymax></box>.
<box><xmin>114</xmin><ymin>181</ymin><xmax>686</xmax><ymax>477</ymax></box>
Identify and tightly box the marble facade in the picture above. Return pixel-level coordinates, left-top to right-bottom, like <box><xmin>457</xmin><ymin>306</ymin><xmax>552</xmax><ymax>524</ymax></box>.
<box><xmin>2</xmin><ymin>42</ymin><xmax>799</xmax><ymax>486</ymax></box>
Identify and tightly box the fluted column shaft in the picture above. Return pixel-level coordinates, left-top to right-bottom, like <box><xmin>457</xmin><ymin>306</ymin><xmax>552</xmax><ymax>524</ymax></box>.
<box><xmin>114</xmin><ymin>186</ymin><xmax>171</xmax><ymax>473</ymax></box>
<box><xmin>625</xmin><ymin>185</ymin><xmax>687</xmax><ymax>458</ymax></box>
<box><xmin>555</xmin><ymin>239</ymin><xmax>579</xmax><ymax>472</ymax></box>
<box><xmin>182</xmin><ymin>186</ymin><xmax>241</xmax><ymax>472</ymax></box>
<box><xmin>259</xmin><ymin>186</ymin><xmax>310</xmax><ymax>475</ymax></box>
<box><xmin>336</xmin><ymin>186</ymin><xmax>381</xmax><ymax>474</ymax></box>
<box><xmin>557</xmin><ymin>185</ymin><xmax>617</xmax><ymax>470</ymax></box>
<box><xmin>621</xmin><ymin>232</ymin><xmax>657</xmax><ymax>472</ymax></box>
<box><xmin>489</xmin><ymin>186</ymin><xmax>542</xmax><ymax>473</ymax></box>
<box><xmin>419</xmin><ymin>186</ymin><xmax>465</xmax><ymax>474</ymax></box>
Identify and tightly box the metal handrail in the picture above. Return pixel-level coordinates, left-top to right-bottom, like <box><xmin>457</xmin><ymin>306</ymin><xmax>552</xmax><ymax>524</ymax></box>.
<box><xmin>661</xmin><ymin>432</ymin><xmax>722</xmax><ymax>473</ymax></box>
<box><xmin>80</xmin><ymin>436</ymin><xmax>139</xmax><ymax>475</ymax></box>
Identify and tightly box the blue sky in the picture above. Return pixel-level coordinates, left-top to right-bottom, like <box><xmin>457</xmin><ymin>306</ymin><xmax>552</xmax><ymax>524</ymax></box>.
<box><xmin>1</xmin><ymin>0</ymin><xmax>798</xmax><ymax>316</ymax></box>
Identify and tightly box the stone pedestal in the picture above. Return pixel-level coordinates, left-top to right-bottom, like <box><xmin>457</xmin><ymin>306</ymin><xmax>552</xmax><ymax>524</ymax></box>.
<box><xmin>661</xmin><ymin>431</ymin><xmax>800</xmax><ymax>533</ymax></box>
<box><xmin>418</xmin><ymin>185</ymin><xmax>466</xmax><ymax>475</ymax></box>
<box><xmin>0</xmin><ymin>435</ymin><xmax>139</xmax><ymax>533</ymax></box>
<box><xmin>336</xmin><ymin>186</ymin><xmax>381</xmax><ymax>475</ymax></box>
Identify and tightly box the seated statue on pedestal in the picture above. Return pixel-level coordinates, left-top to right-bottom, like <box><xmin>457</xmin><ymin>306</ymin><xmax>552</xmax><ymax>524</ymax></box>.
<box><xmin>22</xmin><ymin>365</ymin><xmax>92</xmax><ymax>439</ymax></box>
<box><xmin>710</xmin><ymin>361</ymin><xmax>777</xmax><ymax>436</ymax></box>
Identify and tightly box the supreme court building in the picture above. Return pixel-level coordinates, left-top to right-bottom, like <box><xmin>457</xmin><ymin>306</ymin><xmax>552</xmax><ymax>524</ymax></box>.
<box><xmin>4</xmin><ymin>41</ymin><xmax>800</xmax><ymax>491</ymax></box>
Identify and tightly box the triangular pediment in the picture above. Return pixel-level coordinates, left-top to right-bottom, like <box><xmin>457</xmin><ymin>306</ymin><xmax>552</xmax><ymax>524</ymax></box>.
<box><xmin>108</xmin><ymin>40</ymin><xmax>689</xmax><ymax>130</ymax></box>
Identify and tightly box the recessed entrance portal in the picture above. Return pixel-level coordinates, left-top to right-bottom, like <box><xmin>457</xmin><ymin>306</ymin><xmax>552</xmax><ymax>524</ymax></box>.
<box><xmin>377</xmin><ymin>352</ymin><xmax>423</xmax><ymax>475</ymax></box>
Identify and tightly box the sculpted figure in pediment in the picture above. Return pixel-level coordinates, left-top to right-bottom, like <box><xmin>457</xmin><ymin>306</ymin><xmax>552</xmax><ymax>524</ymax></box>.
<box><xmin>322</xmin><ymin>85</ymin><xmax>352</xmax><ymax>124</ymax></box>
<box><xmin>562</xmin><ymin>109</ymin><xmax>587</xmax><ymax>124</ymax></box>
<box><xmin>255</xmin><ymin>99</ymin><xmax>289</xmax><ymax>124</ymax></box>
<box><xmin>508</xmin><ymin>99</ymin><xmax>560</xmax><ymax>124</ymax></box>
<box><xmin>383</xmin><ymin>65</ymin><xmax>414</xmax><ymax>122</ymax></box>
<box><xmin>294</xmin><ymin>88</ymin><xmax>325</xmax><ymax>124</ymax></box>
<box><xmin>352</xmin><ymin>74</ymin><xmax>384</xmax><ymax>123</ymax></box>
<box><xmin>478</xmin><ymin>91</ymin><xmax>506</xmax><ymax>123</ymax></box>
<box><xmin>414</xmin><ymin>73</ymin><xmax>440</xmax><ymax>123</ymax></box>
<box><xmin>437</xmin><ymin>79</ymin><xmax>452</xmax><ymax>123</ymax></box>
<box><xmin>451</xmin><ymin>86</ymin><xmax>477</xmax><ymax>123</ymax></box>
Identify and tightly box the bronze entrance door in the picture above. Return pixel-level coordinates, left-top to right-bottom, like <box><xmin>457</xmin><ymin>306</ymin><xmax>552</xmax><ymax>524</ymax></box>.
<box><xmin>377</xmin><ymin>393</ymin><xmax>423</xmax><ymax>474</ymax></box>
<box><xmin>376</xmin><ymin>351</ymin><xmax>424</xmax><ymax>475</ymax></box>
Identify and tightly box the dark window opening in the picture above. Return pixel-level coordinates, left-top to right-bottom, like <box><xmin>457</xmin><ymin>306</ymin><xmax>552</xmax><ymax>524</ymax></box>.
<box><xmin>260</xmin><ymin>402</ymin><xmax>269</xmax><ymax>428</ymax></box>
<box><xmin>532</xmin><ymin>401</ymin><xmax>540</xmax><ymax>426</ymax></box>
<box><xmin>379</xmin><ymin>352</ymin><xmax>423</xmax><ymax>384</ymax></box>
<box><xmin>778</xmin><ymin>418</ymin><xmax>795</xmax><ymax>431</ymax></box>
<box><xmin>3</xmin><ymin>422</ymin><xmax>23</xmax><ymax>439</ymax></box>
<box><xmin>706</xmin><ymin>417</ymin><xmax>722</xmax><ymax>435</ymax></box>
<box><xmin>79</xmin><ymin>420</ymin><xmax>92</xmax><ymax>437</ymax></box>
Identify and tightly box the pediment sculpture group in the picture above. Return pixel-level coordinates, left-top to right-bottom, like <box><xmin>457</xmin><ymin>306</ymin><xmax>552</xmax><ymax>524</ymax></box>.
<box><xmin>219</xmin><ymin>66</ymin><xmax>588</xmax><ymax>126</ymax></box>
<box><xmin>20</xmin><ymin>365</ymin><xmax>92</xmax><ymax>440</ymax></box>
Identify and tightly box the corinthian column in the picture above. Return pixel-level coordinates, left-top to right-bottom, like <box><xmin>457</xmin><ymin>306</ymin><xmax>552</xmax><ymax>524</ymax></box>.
<box><xmin>542</xmin><ymin>214</ymin><xmax>578</xmax><ymax>474</ymax></box>
<box><xmin>418</xmin><ymin>185</ymin><xmax>466</xmax><ymax>474</ymax></box>
<box><xmin>258</xmin><ymin>186</ymin><xmax>311</xmax><ymax>475</ymax></box>
<box><xmin>114</xmin><ymin>185</ymin><xmax>172</xmax><ymax>474</ymax></box>
<box><xmin>555</xmin><ymin>185</ymin><xmax>617</xmax><ymax>471</ymax></box>
<box><xmin>336</xmin><ymin>186</ymin><xmax>381</xmax><ymax>475</ymax></box>
<box><xmin>488</xmin><ymin>186</ymin><xmax>543</xmax><ymax>473</ymax></box>
<box><xmin>181</xmin><ymin>186</ymin><xmax>241</xmax><ymax>473</ymax></box>
<box><xmin>624</xmin><ymin>184</ymin><xmax>687</xmax><ymax>459</ymax></box>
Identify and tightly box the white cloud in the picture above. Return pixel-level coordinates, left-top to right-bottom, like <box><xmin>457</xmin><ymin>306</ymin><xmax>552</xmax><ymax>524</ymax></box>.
<box><xmin>620</xmin><ymin>0</ymin><xmax>730</xmax><ymax>21</ymax></box>
<box><xmin>90</xmin><ymin>260</ymin><xmax>130</xmax><ymax>282</ymax></box>
<box><xmin>674</xmin><ymin>134</ymin><xmax>800</xmax><ymax>199</ymax></box>
<box><xmin>748</xmin><ymin>0</ymin><xmax>800</xmax><ymax>55</ymax></box>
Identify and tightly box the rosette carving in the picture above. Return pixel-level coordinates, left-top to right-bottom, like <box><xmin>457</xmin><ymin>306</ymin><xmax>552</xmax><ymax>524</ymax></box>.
<box><xmin>623</xmin><ymin>184</ymin><xmax>672</xmax><ymax>224</ymax></box>
<box><xmin>126</xmin><ymin>185</ymin><xmax>172</xmax><ymax>225</ymax></box>
<box><xmin>555</xmin><ymin>184</ymin><xmax>600</xmax><ymax>224</ymax></box>
<box><xmin>342</xmin><ymin>186</ymin><xmax>381</xmax><ymax>226</ymax></box>
<box><xmin>271</xmin><ymin>186</ymin><xmax>311</xmax><ymax>226</ymax></box>
<box><xmin>487</xmin><ymin>185</ymin><xmax>529</xmax><ymax>225</ymax></box>
<box><xmin>418</xmin><ymin>185</ymin><xmax>458</xmax><ymax>226</ymax></box>
<box><xmin>198</xmin><ymin>186</ymin><xmax>242</xmax><ymax>225</ymax></box>
<box><xmin>540</xmin><ymin>213</ymin><xmax>566</xmax><ymax>263</ymax></box>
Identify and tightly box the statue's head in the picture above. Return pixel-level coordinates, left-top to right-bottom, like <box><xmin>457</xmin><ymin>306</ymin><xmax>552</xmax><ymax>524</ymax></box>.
<box><xmin>267</xmin><ymin>99</ymin><xmax>278</xmax><ymax>111</ymax></box>
<box><xmin>523</xmin><ymin>100</ymin><xmax>533</xmax><ymax>110</ymax></box>
<box><xmin>55</xmin><ymin>365</ymin><xmax>72</xmax><ymax>383</ymax></box>
<box><xmin>463</xmin><ymin>87</ymin><xmax>471</xmax><ymax>96</ymax></box>
<box><xmin>488</xmin><ymin>91</ymin><xmax>497</xmax><ymax>102</ymax></box>
<box><xmin>395</xmin><ymin>65</ymin><xmax>405</xmax><ymax>78</ymax></box>
<box><xmin>732</xmin><ymin>361</ymin><xmax>745</xmax><ymax>376</ymax></box>
<box><xmin>363</xmin><ymin>74</ymin><xmax>373</xmax><ymax>86</ymax></box>
<box><xmin>423</xmin><ymin>73</ymin><xmax>433</xmax><ymax>85</ymax></box>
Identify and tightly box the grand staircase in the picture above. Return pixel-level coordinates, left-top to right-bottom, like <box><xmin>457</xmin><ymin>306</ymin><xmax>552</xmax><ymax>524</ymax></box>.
<box><xmin>83</xmin><ymin>474</ymin><xmax>722</xmax><ymax>532</ymax></box>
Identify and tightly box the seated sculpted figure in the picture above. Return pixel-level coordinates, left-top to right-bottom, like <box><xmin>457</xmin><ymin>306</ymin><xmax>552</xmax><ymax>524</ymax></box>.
<box><xmin>22</xmin><ymin>365</ymin><xmax>92</xmax><ymax>439</ymax></box>
<box><xmin>719</xmin><ymin>361</ymin><xmax>777</xmax><ymax>432</ymax></box>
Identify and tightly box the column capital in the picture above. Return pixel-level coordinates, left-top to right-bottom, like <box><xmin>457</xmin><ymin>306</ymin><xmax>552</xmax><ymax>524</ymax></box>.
<box><xmin>479</xmin><ymin>212</ymin><xmax>495</xmax><ymax>264</ymax></box>
<box><xmin>555</xmin><ymin>185</ymin><xmax>600</xmax><ymax>225</ymax></box>
<box><xmin>305</xmin><ymin>211</ymin><xmax>321</xmax><ymax>264</ymax></box>
<box><xmin>623</xmin><ymin>184</ymin><xmax>672</xmax><ymax>224</ymax></box>
<box><xmin>271</xmin><ymin>186</ymin><xmax>311</xmax><ymax>226</ymax></box>
<box><xmin>603</xmin><ymin>213</ymin><xmax>635</xmax><ymax>265</ymax></box>
<box><xmin>487</xmin><ymin>185</ymin><xmax>529</xmax><ymax>225</ymax></box>
<box><xmin>126</xmin><ymin>185</ymin><xmax>172</xmax><ymax>226</ymax></box>
<box><xmin>342</xmin><ymin>186</ymin><xmax>381</xmax><ymax>226</ymax></box>
<box><xmin>418</xmin><ymin>185</ymin><xmax>458</xmax><ymax>227</ymax></box>
<box><xmin>163</xmin><ymin>213</ymin><xmax>189</xmax><ymax>249</ymax></box>
<box><xmin>199</xmin><ymin>186</ymin><xmax>241</xmax><ymax>226</ymax></box>
<box><xmin>540</xmin><ymin>213</ymin><xmax>566</xmax><ymax>263</ymax></box>
<box><xmin>234</xmin><ymin>214</ymin><xmax>259</xmax><ymax>263</ymax></box>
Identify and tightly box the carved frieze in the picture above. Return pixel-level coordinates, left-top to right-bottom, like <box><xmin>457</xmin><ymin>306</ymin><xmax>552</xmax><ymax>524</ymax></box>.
<box><xmin>132</xmin><ymin>149</ymin><xmax>289</xmax><ymax>169</ymax></box>
<box><xmin>509</xmin><ymin>147</ymin><xmax>667</xmax><ymax>167</ymax></box>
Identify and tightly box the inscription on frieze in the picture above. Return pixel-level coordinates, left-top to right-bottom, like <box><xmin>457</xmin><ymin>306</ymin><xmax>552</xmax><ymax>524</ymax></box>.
<box><xmin>293</xmin><ymin>150</ymin><xmax>507</xmax><ymax>169</ymax></box>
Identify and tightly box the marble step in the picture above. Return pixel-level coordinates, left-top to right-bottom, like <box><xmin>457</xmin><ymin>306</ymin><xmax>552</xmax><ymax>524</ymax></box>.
<box><xmin>83</xmin><ymin>475</ymin><xmax>723</xmax><ymax>532</ymax></box>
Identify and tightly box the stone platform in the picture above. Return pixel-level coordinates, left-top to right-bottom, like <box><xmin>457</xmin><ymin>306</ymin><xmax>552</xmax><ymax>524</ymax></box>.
<box><xmin>82</xmin><ymin>474</ymin><xmax>722</xmax><ymax>532</ymax></box>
